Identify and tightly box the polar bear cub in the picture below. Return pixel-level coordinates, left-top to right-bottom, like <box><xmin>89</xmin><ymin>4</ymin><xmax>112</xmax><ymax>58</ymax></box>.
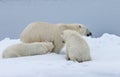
<box><xmin>61</xmin><ymin>30</ymin><xmax>91</xmax><ymax>62</ymax></box>
<box><xmin>3</xmin><ymin>42</ymin><xmax>54</xmax><ymax>59</ymax></box>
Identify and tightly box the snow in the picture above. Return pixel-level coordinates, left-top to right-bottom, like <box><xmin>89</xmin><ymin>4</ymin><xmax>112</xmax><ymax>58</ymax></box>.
<box><xmin>0</xmin><ymin>33</ymin><xmax>120</xmax><ymax>77</ymax></box>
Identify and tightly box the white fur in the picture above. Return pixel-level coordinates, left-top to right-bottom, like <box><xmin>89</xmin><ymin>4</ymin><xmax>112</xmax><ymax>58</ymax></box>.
<box><xmin>61</xmin><ymin>30</ymin><xmax>91</xmax><ymax>62</ymax></box>
<box><xmin>20</xmin><ymin>22</ymin><xmax>92</xmax><ymax>53</ymax></box>
<box><xmin>3</xmin><ymin>42</ymin><xmax>54</xmax><ymax>59</ymax></box>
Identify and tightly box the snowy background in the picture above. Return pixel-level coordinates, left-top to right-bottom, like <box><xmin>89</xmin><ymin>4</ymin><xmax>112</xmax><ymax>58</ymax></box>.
<box><xmin>0</xmin><ymin>33</ymin><xmax>120</xmax><ymax>77</ymax></box>
<box><xmin>0</xmin><ymin>0</ymin><xmax>120</xmax><ymax>40</ymax></box>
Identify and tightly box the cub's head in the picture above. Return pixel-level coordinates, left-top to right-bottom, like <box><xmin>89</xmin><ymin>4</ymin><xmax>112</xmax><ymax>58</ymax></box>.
<box><xmin>61</xmin><ymin>30</ymin><xmax>80</xmax><ymax>41</ymax></box>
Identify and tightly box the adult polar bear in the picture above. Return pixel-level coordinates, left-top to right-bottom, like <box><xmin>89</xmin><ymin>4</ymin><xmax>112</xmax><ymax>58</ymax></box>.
<box><xmin>20</xmin><ymin>22</ymin><xmax>92</xmax><ymax>53</ymax></box>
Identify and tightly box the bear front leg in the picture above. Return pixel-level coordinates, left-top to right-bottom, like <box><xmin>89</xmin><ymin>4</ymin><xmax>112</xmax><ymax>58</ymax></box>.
<box><xmin>66</xmin><ymin>56</ymin><xmax>70</xmax><ymax>60</ymax></box>
<box><xmin>66</xmin><ymin>51</ymin><xmax>70</xmax><ymax>60</ymax></box>
<box><xmin>53</xmin><ymin>40</ymin><xmax>64</xmax><ymax>54</ymax></box>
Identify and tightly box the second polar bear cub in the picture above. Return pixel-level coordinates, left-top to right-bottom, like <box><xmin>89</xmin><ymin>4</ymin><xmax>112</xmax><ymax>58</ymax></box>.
<box><xmin>3</xmin><ymin>42</ymin><xmax>54</xmax><ymax>59</ymax></box>
<box><xmin>61</xmin><ymin>30</ymin><xmax>91</xmax><ymax>62</ymax></box>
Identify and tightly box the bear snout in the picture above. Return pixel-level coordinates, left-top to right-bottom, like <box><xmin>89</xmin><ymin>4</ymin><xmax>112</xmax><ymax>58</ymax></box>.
<box><xmin>87</xmin><ymin>32</ymin><xmax>92</xmax><ymax>36</ymax></box>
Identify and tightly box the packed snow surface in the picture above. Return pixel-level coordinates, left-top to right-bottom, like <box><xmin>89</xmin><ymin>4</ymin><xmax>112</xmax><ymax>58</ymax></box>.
<box><xmin>0</xmin><ymin>33</ymin><xmax>120</xmax><ymax>77</ymax></box>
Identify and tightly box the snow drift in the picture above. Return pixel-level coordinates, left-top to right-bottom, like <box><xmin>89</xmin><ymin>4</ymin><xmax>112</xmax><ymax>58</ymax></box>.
<box><xmin>0</xmin><ymin>33</ymin><xmax>120</xmax><ymax>77</ymax></box>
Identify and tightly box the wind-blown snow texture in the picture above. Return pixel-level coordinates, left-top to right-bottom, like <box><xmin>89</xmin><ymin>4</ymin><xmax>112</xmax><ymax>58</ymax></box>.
<box><xmin>0</xmin><ymin>33</ymin><xmax>120</xmax><ymax>77</ymax></box>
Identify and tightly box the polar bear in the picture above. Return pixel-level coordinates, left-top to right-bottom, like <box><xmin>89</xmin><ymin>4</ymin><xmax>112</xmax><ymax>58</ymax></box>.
<box><xmin>61</xmin><ymin>30</ymin><xmax>91</xmax><ymax>62</ymax></box>
<box><xmin>20</xmin><ymin>22</ymin><xmax>92</xmax><ymax>53</ymax></box>
<box><xmin>3</xmin><ymin>42</ymin><xmax>54</xmax><ymax>59</ymax></box>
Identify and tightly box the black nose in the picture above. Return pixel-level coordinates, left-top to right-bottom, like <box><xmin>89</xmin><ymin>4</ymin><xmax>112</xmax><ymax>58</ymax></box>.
<box><xmin>87</xmin><ymin>32</ymin><xmax>92</xmax><ymax>36</ymax></box>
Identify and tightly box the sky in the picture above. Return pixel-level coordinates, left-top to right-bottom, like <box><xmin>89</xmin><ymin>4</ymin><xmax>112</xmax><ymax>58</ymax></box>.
<box><xmin>0</xmin><ymin>0</ymin><xmax>120</xmax><ymax>40</ymax></box>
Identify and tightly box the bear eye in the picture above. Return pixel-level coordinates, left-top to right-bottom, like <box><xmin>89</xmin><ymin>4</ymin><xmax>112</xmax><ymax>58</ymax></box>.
<box><xmin>79</xmin><ymin>25</ymin><xmax>81</xmax><ymax>28</ymax></box>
